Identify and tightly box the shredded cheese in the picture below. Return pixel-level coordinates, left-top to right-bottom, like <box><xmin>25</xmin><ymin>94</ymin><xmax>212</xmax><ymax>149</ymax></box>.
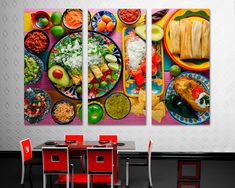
<box><xmin>127</xmin><ymin>37</ymin><xmax>146</xmax><ymax>70</ymax></box>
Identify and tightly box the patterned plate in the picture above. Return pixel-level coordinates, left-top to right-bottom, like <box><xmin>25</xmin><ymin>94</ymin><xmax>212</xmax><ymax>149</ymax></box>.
<box><xmin>164</xmin><ymin>9</ymin><xmax>210</xmax><ymax>71</ymax></box>
<box><xmin>88</xmin><ymin>31</ymin><xmax>123</xmax><ymax>100</ymax></box>
<box><xmin>91</xmin><ymin>10</ymin><xmax>117</xmax><ymax>35</ymax></box>
<box><xmin>48</xmin><ymin>31</ymin><xmax>83</xmax><ymax>100</ymax></box>
<box><xmin>24</xmin><ymin>88</ymin><xmax>52</xmax><ymax>124</ymax></box>
<box><xmin>48</xmin><ymin>31</ymin><xmax>123</xmax><ymax>101</ymax></box>
<box><xmin>165</xmin><ymin>72</ymin><xmax>210</xmax><ymax>125</ymax></box>
<box><xmin>24</xmin><ymin>51</ymin><xmax>44</xmax><ymax>86</ymax></box>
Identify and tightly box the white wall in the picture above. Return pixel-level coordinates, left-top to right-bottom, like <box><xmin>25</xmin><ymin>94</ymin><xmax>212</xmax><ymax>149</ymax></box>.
<box><xmin>0</xmin><ymin>0</ymin><xmax>235</xmax><ymax>152</ymax></box>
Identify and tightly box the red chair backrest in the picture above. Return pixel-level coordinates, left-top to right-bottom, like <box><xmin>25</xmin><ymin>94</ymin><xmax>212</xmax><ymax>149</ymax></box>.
<box><xmin>87</xmin><ymin>148</ymin><xmax>113</xmax><ymax>174</ymax></box>
<box><xmin>42</xmin><ymin>147</ymin><xmax>69</xmax><ymax>173</ymax></box>
<box><xmin>65</xmin><ymin>134</ymin><xmax>84</xmax><ymax>142</ymax></box>
<box><xmin>99</xmin><ymin>135</ymin><xmax>118</xmax><ymax>143</ymax></box>
<box><xmin>20</xmin><ymin>138</ymin><xmax>33</xmax><ymax>162</ymax></box>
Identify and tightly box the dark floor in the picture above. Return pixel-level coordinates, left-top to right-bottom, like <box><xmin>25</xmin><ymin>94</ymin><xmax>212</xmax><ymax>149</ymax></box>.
<box><xmin>1</xmin><ymin>156</ymin><xmax>235</xmax><ymax>188</ymax></box>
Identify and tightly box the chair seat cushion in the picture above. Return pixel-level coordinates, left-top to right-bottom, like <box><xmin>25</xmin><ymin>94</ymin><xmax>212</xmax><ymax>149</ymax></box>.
<box><xmin>58</xmin><ymin>174</ymin><xmax>112</xmax><ymax>184</ymax></box>
<box><xmin>58</xmin><ymin>174</ymin><xmax>87</xmax><ymax>184</ymax></box>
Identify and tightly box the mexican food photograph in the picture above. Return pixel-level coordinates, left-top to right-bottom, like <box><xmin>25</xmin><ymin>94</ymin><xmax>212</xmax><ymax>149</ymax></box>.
<box><xmin>24</xmin><ymin>9</ymin><xmax>83</xmax><ymax>125</ymax></box>
<box><xmin>86</xmin><ymin>9</ymin><xmax>147</xmax><ymax>125</ymax></box>
<box><xmin>151</xmin><ymin>9</ymin><xmax>210</xmax><ymax>125</ymax></box>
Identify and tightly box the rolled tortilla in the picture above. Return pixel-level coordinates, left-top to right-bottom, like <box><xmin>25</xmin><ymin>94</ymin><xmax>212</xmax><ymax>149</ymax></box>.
<box><xmin>100</xmin><ymin>61</ymin><xmax>109</xmax><ymax>72</ymax></box>
<box><xmin>180</xmin><ymin>19</ymin><xmax>193</xmax><ymax>59</ymax></box>
<box><xmin>88</xmin><ymin>69</ymin><xmax>94</xmax><ymax>83</ymax></box>
<box><xmin>202</xmin><ymin>20</ymin><xmax>210</xmax><ymax>59</ymax></box>
<box><xmin>192</xmin><ymin>20</ymin><xmax>202</xmax><ymax>59</ymax></box>
<box><xmin>170</xmin><ymin>21</ymin><xmax>180</xmax><ymax>54</ymax></box>
<box><xmin>90</xmin><ymin>64</ymin><xmax>103</xmax><ymax>79</ymax></box>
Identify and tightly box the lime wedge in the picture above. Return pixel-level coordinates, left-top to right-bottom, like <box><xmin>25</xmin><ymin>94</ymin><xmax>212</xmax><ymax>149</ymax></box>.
<box><xmin>108</xmin><ymin>62</ymin><xmax>119</xmax><ymax>71</ymax></box>
<box><xmin>105</xmin><ymin>54</ymin><xmax>117</xmax><ymax>63</ymax></box>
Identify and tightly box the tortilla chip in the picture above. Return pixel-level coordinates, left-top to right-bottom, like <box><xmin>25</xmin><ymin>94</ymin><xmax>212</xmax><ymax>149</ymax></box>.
<box><xmin>138</xmin><ymin>89</ymin><xmax>146</xmax><ymax>104</ymax></box>
<box><xmin>152</xmin><ymin>93</ymin><xmax>160</xmax><ymax>107</ymax></box>
<box><xmin>129</xmin><ymin>97</ymin><xmax>139</xmax><ymax>106</ymax></box>
<box><xmin>153</xmin><ymin>102</ymin><xmax>166</xmax><ymax>116</ymax></box>
<box><xmin>152</xmin><ymin>109</ymin><xmax>165</xmax><ymax>123</ymax></box>
<box><xmin>131</xmin><ymin>103</ymin><xmax>145</xmax><ymax>116</ymax></box>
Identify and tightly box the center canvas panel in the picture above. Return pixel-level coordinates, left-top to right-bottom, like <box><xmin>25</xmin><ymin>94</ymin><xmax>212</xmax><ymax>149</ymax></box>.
<box><xmin>86</xmin><ymin>9</ymin><xmax>147</xmax><ymax>125</ymax></box>
<box><xmin>24</xmin><ymin>9</ymin><xmax>83</xmax><ymax>125</ymax></box>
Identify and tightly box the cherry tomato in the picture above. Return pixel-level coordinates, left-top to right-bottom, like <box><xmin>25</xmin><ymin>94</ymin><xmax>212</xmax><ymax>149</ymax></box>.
<box><xmin>52</xmin><ymin>69</ymin><xmax>63</xmax><ymax>79</ymax></box>
<box><xmin>192</xmin><ymin>87</ymin><xmax>204</xmax><ymax>99</ymax></box>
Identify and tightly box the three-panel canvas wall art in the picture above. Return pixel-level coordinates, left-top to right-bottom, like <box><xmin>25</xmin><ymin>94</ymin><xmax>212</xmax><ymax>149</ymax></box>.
<box><xmin>24</xmin><ymin>8</ymin><xmax>210</xmax><ymax>126</ymax></box>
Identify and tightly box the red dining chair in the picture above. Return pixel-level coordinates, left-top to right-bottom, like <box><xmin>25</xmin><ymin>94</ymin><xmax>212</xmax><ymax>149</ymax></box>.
<box><xmin>99</xmin><ymin>135</ymin><xmax>118</xmax><ymax>143</ymax></box>
<box><xmin>42</xmin><ymin>147</ymin><xmax>74</xmax><ymax>188</ymax></box>
<box><xmin>65</xmin><ymin>134</ymin><xmax>84</xmax><ymax>143</ymax></box>
<box><xmin>87</xmin><ymin>147</ymin><xmax>114</xmax><ymax>188</ymax></box>
<box><xmin>65</xmin><ymin>134</ymin><xmax>85</xmax><ymax>172</ymax></box>
<box><xmin>126</xmin><ymin>139</ymin><xmax>154</xmax><ymax>188</ymax></box>
<box><xmin>20</xmin><ymin>138</ymin><xmax>41</xmax><ymax>185</ymax></box>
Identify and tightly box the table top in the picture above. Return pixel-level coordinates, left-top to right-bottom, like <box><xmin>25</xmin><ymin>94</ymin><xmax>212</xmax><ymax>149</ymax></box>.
<box><xmin>34</xmin><ymin>140</ymin><xmax>135</xmax><ymax>151</ymax></box>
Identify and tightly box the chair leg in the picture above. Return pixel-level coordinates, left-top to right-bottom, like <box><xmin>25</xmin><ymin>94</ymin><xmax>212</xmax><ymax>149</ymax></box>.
<box><xmin>66</xmin><ymin>174</ymin><xmax>69</xmax><ymax>188</ymax></box>
<box><xmin>87</xmin><ymin>174</ymin><xmax>90</xmax><ymax>188</ymax></box>
<box><xmin>70</xmin><ymin>164</ymin><xmax>74</xmax><ymax>188</ymax></box>
<box><xmin>126</xmin><ymin>158</ymin><xmax>130</xmax><ymax>187</ymax></box>
<box><xmin>111</xmin><ymin>174</ymin><xmax>114</xmax><ymax>188</ymax></box>
<box><xmin>21</xmin><ymin>164</ymin><xmax>25</xmax><ymax>185</ymax></box>
<box><xmin>148</xmin><ymin>163</ymin><xmax>153</xmax><ymax>187</ymax></box>
<box><xmin>43</xmin><ymin>174</ymin><xmax>46</xmax><ymax>188</ymax></box>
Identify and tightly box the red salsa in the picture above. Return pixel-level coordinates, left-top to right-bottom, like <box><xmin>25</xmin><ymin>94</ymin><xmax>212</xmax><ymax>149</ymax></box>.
<box><xmin>118</xmin><ymin>9</ymin><xmax>141</xmax><ymax>24</ymax></box>
<box><xmin>24</xmin><ymin>31</ymin><xmax>48</xmax><ymax>53</ymax></box>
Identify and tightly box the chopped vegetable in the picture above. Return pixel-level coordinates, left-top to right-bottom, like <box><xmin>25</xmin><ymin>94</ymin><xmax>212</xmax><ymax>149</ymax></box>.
<box><xmin>24</xmin><ymin>55</ymin><xmax>40</xmax><ymax>84</ymax></box>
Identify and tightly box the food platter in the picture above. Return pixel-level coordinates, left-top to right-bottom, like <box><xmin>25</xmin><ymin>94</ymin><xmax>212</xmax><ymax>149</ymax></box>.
<box><xmin>165</xmin><ymin>72</ymin><xmax>210</xmax><ymax>124</ymax></box>
<box><xmin>122</xmin><ymin>27</ymin><xmax>146</xmax><ymax>97</ymax></box>
<box><xmin>48</xmin><ymin>31</ymin><xmax>83</xmax><ymax>100</ymax></box>
<box><xmin>123</xmin><ymin>26</ymin><xmax>164</xmax><ymax>97</ymax></box>
<box><xmin>152</xmin><ymin>41</ymin><xmax>165</xmax><ymax>96</ymax></box>
<box><xmin>48</xmin><ymin>30</ymin><xmax>123</xmax><ymax>101</ymax></box>
<box><xmin>87</xmin><ymin>30</ymin><xmax>123</xmax><ymax>100</ymax></box>
<box><xmin>164</xmin><ymin>9</ymin><xmax>210</xmax><ymax>71</ymax></box>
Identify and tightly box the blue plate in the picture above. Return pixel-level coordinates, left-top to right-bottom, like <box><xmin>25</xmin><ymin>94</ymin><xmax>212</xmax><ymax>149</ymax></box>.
<box><xmin>91</xmin><ymin>10</ymin><xmax>117</xmax><ymax>35</ymax></box>
<box><xmin>24</xmin><ymin>88</ymin><xmax>52</xmax><ymax>124</ymax></box>
<box><xmin>165</xmin><ymin>72</ymin><xmax>210</xmax><ymax>125</ymax></box>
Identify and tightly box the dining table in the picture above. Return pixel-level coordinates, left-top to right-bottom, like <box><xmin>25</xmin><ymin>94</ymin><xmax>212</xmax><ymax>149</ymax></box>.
<box><xmin>34</xmin><ymin>140</ymin><xmax>135</xmax><ymax>186</ymax></box>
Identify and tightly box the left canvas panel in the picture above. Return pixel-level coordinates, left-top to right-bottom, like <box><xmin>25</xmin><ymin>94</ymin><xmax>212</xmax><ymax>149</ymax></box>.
<box><xmin>24</xmin><ymin>9</ymin><xmax>83</xmax><ymax>125</ymax></box>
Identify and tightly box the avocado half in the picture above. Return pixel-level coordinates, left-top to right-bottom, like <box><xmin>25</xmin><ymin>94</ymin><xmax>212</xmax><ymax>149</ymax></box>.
<box><xmin>152</xmin><ymin>24</ymin><xmax>164</xmax><ymax>42</ymax></box>
<box><xmin>48</xmin><ymin>65</ymin><xmax>70</xmax><ymax>87</ymax></box>
<box><xmin>135</xmin><ymin>24</ymin><xmax>164</xmax><ymax>42</ymax></box>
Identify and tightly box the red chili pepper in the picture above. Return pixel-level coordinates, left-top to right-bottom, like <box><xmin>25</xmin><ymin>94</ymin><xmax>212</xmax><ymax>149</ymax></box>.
<box><xmin>134</xmin><ymin>73</ymin><xmax>145</xmax><ymax>87</ymax></box>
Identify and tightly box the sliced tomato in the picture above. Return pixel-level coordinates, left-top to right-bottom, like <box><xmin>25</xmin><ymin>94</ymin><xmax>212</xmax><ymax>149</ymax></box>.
<box><xmin>152</xmin><ymin>51</ymin><xmax>161</xmax><ymax>66</ymax></box>
<box><xmin>134</xmin><ymin>73</ymin><xmax>145</xmax><ymax>87</ymax></box>
<box><xmin>152</xmin><ymin>64</ymin><xmax>158</xmax><ymax>75</ymax></box>
<box><xmin>140</xmin><ymin>62</ymin><xmax>146</xmax><ymax>74</ymax></box>
<box><xmin>192</xmin><ymin>87</ymin><xmax>204</xmax><ymax>99</ymax></box>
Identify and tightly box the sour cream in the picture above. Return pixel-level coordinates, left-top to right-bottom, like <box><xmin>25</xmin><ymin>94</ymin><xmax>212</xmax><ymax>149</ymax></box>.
<box><xmin>195</xmin><ymin>92</ymin><xmax>210</xmax><ymax>108</ymax></box>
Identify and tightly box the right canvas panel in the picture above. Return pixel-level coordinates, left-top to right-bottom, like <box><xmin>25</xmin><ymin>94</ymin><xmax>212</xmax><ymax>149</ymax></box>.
<box><xmin>152</xmin><ymin>9</ymin><xmax>210</xmax><ymax>125</ymax></box>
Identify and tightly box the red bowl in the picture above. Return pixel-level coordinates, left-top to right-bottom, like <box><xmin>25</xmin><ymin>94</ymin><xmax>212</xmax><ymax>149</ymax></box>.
<box><xmin>31</xmin><ymin>11</ymin><xmax>51</xmax><ymax>30</ymax></box>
